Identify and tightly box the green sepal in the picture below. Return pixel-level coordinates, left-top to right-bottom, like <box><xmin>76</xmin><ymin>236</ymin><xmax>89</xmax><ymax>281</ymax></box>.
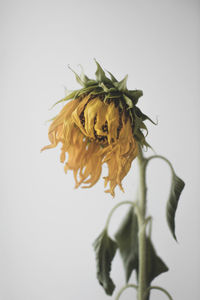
<box><xmin>76</xmin><ymin>85</ymin><xmax>99</xmax><ymax>98</ymax></box>
<box><xmin>78</xmin><ymin>65</ymin><xmax>91</xmax><ymax>85</ymax></box>
<box><xmin>125</xmin><ymin>90</ymin><xmax>143</xmax><ymax>105</ymax></box>
<box><xmin>132</xmin><ymin>110</ymin><xmax>146</xmax><ymax>135</ymax></box>
<box><xmin>104</xmin><ymin>93</ymin><xmax>121</xmax><ymax>99</ymax></box>
<box><xmin>93</xmin><ymin>229</ymin><xmax>118</xmax><ymax>296</ymax></box>
<box><xmin>166</xmin><ymin>173</ymin><xmax>185</xmax><ymax>241</ymax></box>
<box><xmin>115</xmin><ymin>207</ymin><xmax>139</xmax><ymax>283</ymax></box>
<box><xmin>68</xmin><ymin>65</ymin><xmax>86</xmax><ymax>87</ymax></box>
<box><xmin>99</xmin><ymin>82</ymin><xmax>110</xmax><ymax>93</ymax></box>
<box><xmin>116</xmin><ymin>74</ymin><xmax>128</xmax><ymax>92</ymax></box>
<box><xmin>123</xmin><ymin>94</ymin><xmax>133</xmax><ymax>109</ymax></box>
<box><xmin>94</xmin><ymin>59</ymin><xmax>112</xmax><ymax>84</ymax></box>
<box><xmin>134</xmin><ymin>129</ymin><xmax>146</xmax><ymax>145</ymax></box>
<box><xmin>134</xmin><ymin>106</ymin><xmax>157</xmax><ymax>125</ymax></box>
<box><xmin>85</xmin><ymin>80</ymin><xmax>98</xmax><ymax>87</ymax></box>
<box><xmin>106</xmin><ymin>70</ymin><xmax>118</xmax><ymax>83</ymax></box>
<box><xmin>50</xmin><ymin>90</ymin><xmax>79</xmax><ymax>109</ymax></box>
<box><xmin>51</xmin><ymin>60</ymin><xmax>155</xmax><ymax>149</ymax></box>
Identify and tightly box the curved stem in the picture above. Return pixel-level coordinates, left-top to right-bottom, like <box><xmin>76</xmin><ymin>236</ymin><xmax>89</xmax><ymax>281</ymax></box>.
<box><xmin>144</xmin><ymin>286</ymin><xmax>173</xmax><ymax>300</ymax></box>
<box><xmin>115</xmin><ymin>284</ymin><xmax>138</xmax><ymax>300</ymax></box>
<box><xmin>146</xmin><ymin>155</ymin><xmax>174</xmax><ymax>174</ymax></box>
<box><xmin>105</xmin><ymin>201</ymin><xmax>135</xmax><ymax>231</ymax></box>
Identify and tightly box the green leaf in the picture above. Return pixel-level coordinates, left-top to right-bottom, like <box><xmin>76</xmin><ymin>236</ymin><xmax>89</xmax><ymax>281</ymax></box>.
<box><xmin>166</xmin><ymin>173</ymin><xmax>185</xmax><ymax>240</ymax></box>
<box><xmin>115</xmin><ymin>208</ymin><xmax>139</xmax><ymax>282</ymax></box>
<box><xmin>115</xmin><ymin>208</ymin><xmax>168</xmax><ymax>285</ymax></box>
<box><xmin>93</xmin><ymin>230</ymin><xmax>118</xmax><ymax>295</ymax></box>
<box><xmin>143</xmin><ymin>238</ymin><xmax>169</xmax><ymax>286</ymax></box>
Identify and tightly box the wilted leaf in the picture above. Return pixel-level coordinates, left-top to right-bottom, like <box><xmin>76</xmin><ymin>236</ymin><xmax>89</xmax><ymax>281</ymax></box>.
<box><xmin>115</xmin><ymin>208</ymin><xmax>168</xmax><ymax>286</ymax></box>
<box><xmin>115</xmin><ymin>208</ymin><xmax>138</xmax><ymax>282</ymax></box>
<box><xmin>166</xmin><ymin>173</ymin><xmax>185</xmax><ymax>240</ymax></box>
<box><xmin>144</xmin><ymin>238</ymin><xmax>169</xmax><ymax>285</ymax></box>
<box><xmin>93</xmin><ymin>230</ymin><xmax>118</xmax><ymax>295</ymax></box>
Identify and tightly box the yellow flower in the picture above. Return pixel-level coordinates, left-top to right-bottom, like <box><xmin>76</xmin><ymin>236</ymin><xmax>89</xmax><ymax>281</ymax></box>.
<box><xmin>41</xmin><ymin>61</ymin><xmax>153</xmax><ymax>196</ymax></box>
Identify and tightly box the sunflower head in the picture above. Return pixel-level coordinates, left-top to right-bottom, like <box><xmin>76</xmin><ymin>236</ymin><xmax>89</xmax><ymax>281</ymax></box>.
<box><xmin>42</xmin><ymin>60</ymin><xmax>154</xmax><ymax>196</ymax></box>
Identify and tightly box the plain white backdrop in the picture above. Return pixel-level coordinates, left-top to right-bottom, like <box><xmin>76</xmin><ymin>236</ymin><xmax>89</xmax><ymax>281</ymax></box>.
<box><xmin>0</xmin><ymin>0</ymin><xmax>199</xmax><ymax>299</ymax></box>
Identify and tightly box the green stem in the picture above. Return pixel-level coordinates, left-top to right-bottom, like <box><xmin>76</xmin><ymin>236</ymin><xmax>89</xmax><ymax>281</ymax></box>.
<box><xmin>144</xmin><ymin>286</ymin><xmax>173</xmax><ymax>300</ymax></box>
<box><xmin>146</xmin><ymin>155</ymin><xmax>174</xmax><ymax>174</ymax></box>
<box><xmin>137</xmin><ymin>146</ymin><xmax>148</xmax><ymax>300</ymax></box>
<box><xmin>105</xmin><ymin>201</ymin><xmax>135</xmax><ymax>231</ymax></box>
<box><xmin>115</xmin><ymin>284</ymin><xmax>138</xmax><ymax>300</ymax></box>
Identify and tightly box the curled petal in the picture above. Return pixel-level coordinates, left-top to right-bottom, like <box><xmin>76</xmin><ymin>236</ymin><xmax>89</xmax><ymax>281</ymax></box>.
<box><xmin>106</xmin><ymin>103</ymin><xmax>119</xmax><ymax>144</ymax></box>
<box><xmin>42</xmin><ymin>95</ymin><xmax>139</xmax><ymax>196</ymax></box>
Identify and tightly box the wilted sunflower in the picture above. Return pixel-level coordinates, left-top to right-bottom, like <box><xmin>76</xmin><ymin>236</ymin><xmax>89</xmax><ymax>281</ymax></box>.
<box><xmin>41</xmin><ymin>60</ymin><xmax>154</xmax><ymax>196</ymax></box>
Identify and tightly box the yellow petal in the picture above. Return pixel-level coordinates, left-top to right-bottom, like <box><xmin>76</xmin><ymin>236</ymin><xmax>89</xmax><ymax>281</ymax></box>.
<box><xmin>106</xmin><ymin>102</ymin><xmax>119</xmax><ymax>144</ymax></box>
<box><xmin>83</xmin><ymin>98</ymin><xmax>102</xmax><ymax>138</ymax></box>
<box><xmin>71</xmin><ymin>95</ymin><xmax>90</xmax><ymax>137</ymax></box>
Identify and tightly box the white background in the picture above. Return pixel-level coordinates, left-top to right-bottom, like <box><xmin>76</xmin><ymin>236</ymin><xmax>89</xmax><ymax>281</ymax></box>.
<box><xmin>0</xmin><ymin>0</ymin><xmax>199</xmax><ymax>299</ymax></box>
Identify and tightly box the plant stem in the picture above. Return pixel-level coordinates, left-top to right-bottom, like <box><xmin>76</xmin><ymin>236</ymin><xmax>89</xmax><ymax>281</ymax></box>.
<box><xmin>105</xmin><ymin>201</ymin><xmax>134</xmax><ymax>231</ymax></box>
<box><xmin>144</xmin><ymin>286</ymin><xmax>173</xmax><ymax>300</ymax></box>
<box><xmin>137</xmin><ymin>146</ymin><xmax>148</xmax><ymax>300</ymax></box>
<box><xmin>115</xmin><ymin>284</ymin><xmax>138</xmax><ymax>300</ymax></box>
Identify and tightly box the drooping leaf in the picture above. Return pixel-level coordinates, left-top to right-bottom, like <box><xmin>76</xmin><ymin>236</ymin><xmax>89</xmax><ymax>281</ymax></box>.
<box><xmin>143</xmin><ymin>238</ymin><xmax>169</xmax><ymax>286</ymax></box>
<box><xmin>115</xmin><ymin>208</ymin><xmax>168</xmax><ymax>286</ymax></box>
<box><xmin>93</xmin><ymin>230</ymin><xmax>118</xmax><ymax>295</ymax></box>
<box><xmin>115</xmin><ymin>208</ymin><xmax>138</xmax><ymax>282</ymax></box>
<box><xmin>166</xmin><ymin>173</ymin><xmax>185</xmax><ymax>240</ymax></box>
